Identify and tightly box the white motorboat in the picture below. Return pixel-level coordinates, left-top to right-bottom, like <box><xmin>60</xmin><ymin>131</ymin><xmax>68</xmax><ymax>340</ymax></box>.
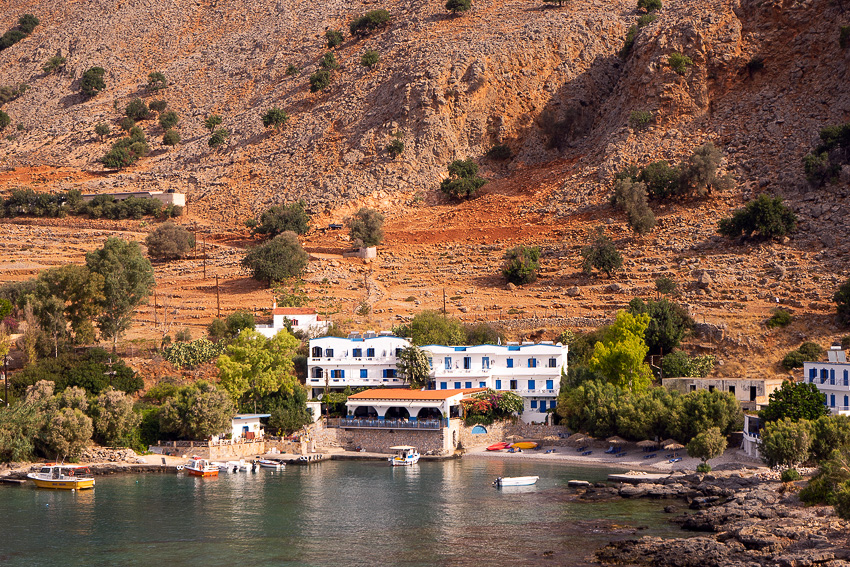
<box><xmin>257</xmin><ymin>459</ymin><xmax>283</xmax><ymax>470</ymax></box>
<box><xmin>388</xmin><ymin>445</ymin><xmax>420</xmax><ymax>466</ymax></box>
<box><xmin>184</xmin><ymin>458</ymin><xmax>219</xmax><ymax>477</ymax></box>
<box><xmin>493</xmin><ymin>476</ymin><xmax>539</xmax><ymax>487</ymax></box>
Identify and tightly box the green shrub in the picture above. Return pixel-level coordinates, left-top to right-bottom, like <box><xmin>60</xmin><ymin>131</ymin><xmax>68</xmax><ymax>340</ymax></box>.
<box><xmin>349</xmin><ymin>9</ymin><xmax>391</xmax><ymax>37</ymax></box>
<box><xmin>0</xmin><ymin>110</ymin><xmax>9</xmax><ymax>130</ymax></box>
<box><xmin>804</xmin><ymin>122</ymin><xmax>850</xmax><ymax>186</ymax></box>
<box><xmin>446</xmin><ymin>0</ymin><xmax>471</xmax><ymax>13</ymax></box>
<box><xmin>162</xmin><ymin>337</ymin><xmax>225</xmax><ymax>368</ymax></box>
<box><xmin>840</xmin><ymin>25</ymin><xmax>850</xmax><ymax>49</ymax></box>
<box><xmin>0</xmin><ymin>14</ymin><xmax>38</xmax><ymax>51</ymax></box>
<box><xmin>668</xmin><ymin>52</ymin><xmax>693</xmax><ymax>75</ymax></box>
<box><xmin>320</xmin><ymin>51</ymin><xmax>339</xmax><ymax>70</ymax></box>
<box><xmin>119</xmin><ymin>117</ymin><xmax>135</xmax><ymax>132</ymax></box>
<box><xmin>696</xmin><ymin>462</ymin><xmax>711</xmax><ymax>473</ymax></box>
<box><xmin>149</xmin><ymin>99</ymin><xmax>167</xmax><ymax>113</ymax></box>
<box><xmin>487</xmin><ymin>144</ymin><xmax>512</xmax><ymax>160</ymax></box>
<box><xmin>145</xmin><ymin>222</ymin><xmax>195</xmax><ymax>259</ymax></box>
<box><xmin>204</xmin><ymin>114</ymin><xmax>222</xmax><ymax>132</ymax></box>
<box><xmin>502</xmin><ymin>246</ymin><xmax>541</xmax><ymax>285</ymax></box>
<box><xmin>347</xmin><ymin>207</ymin><xmax>384</xmax><ymax>247</ymax></box>
<box><xmin>285</xmin><ymin>64</ymin><xmax>299</xmax><ymax>76</ymax></box>
<box><xmin>782</xmin><ymin>342</ymin><xmax>824</xmax><ymax>369</ymax></box>
<box><xmin>325</xmin><ymin>29</ymin><xmax>343</xmax><ymax>48</ymax></box>
<box><xmin>309</xmin><ymin>69</ymin><xmax>332</xmax><ymax>92</ymax></box>
<box><xmin>629</xmin><ymin>110</ymin><xmax>653</xmax><ymax>131</ymax></box>
<box><xmin>101</xmin><ymin>130</ymin><xmax>150</xmax><ymax>169</ymax></box>
<box><xmin>780</xmin><ymin>349</ymin><xmax>803</xmax><ymax>369</ymax></box>
<box><xmin>717</xmin><ymin>194</ymin><xmax>797</xmax><ymax>240</ymax></box>
<box><xmin>440</xmin><ymin>159</ymin><xmax>487</xmax><ymax>199</ymax></box>
<box><xmin>386</xmin><ymin>137</ymin><xmax>404</xmax><ymax>157</ymax></box>
<box><xmin>835</xmin><ymin>278</ymin><xmax>850</xmax><ymax>327</ymax></box>
<box><xmin>147</xmin><ymin>71</ymin><xmax>168</xmax><ymax>91</ymax></box>
<box><xmin>94</xmin><ymin>122</ymin><xmax>110</xmax><ymax>141</ymax></box>
<box><xmin>620</xmin><ymin>25</ymin><xmax>638</xmax><ymax>58</ymax></box>
<box><xmin>679</xmin><ymin>142</ymin><xmax>732</xmax><ymax>197</ymax></box>
<box><xmin>159</xmin><ymin>110</ymin><xmax>179</xmax><ymax>130</ymax></box>
<box><xmin>162</xmin><ymin>129</ymin><xmax>180</xmax><ymax>147</ymax></box>
<box><xmin>241</xmin><ymin>232</ymin><xmax>309</xmax><ymax>284</ymax></box>
<box><xmin>17</xmin><ymin>14</ymin><xmax>40</xmax><ymax>34</ymax></box>
<box><xmin>638</xmin><ymin>161</ymin><xmax>680</xmax><ymax>198</ymax></box>
<box><xmin>611</xmin><ymin>178</ymin><xmax>655</xmax><ymax>235</ymax></box>
<box><xmin>125</xmin><ymin>98</ymin><xmax>151</xmax><ymax>121</ymax></box>
<box><xmin>250</xmin><ymin>201</ymin><xmax>310</xmax><ymax>237</ymax></box>
<box><xmin>208</xmin><ymin>128</ymin><xmax>228</xmax><ymax>148</ymax></box>
<box><xmin>581</xmin><ymin>226</ymin><xmax>623</xmax><ymax>277</ymax></box>
<box><xmin>781</xmin><ymin>468</ymin><xmax>801</xmax><ymax>482</ymax></box>
<box><xmin>637</xmin><ymin>0</ymin><xmax>661</xmax><ymax>11</ymax></box>
<box><xmin>262</xmin><ymin>107</ymin><xmax>289</xmax><ymax>130</ymax></box>
<box><xmin>42</xmin><ymin>54</ymin><xmax>66</xmax><ymax>74</ymax></box>
<box><xmin>80</xmin><ymin>67</ymin><xmax>106</xmax><ymax>98</ymax></box>
<box><xmin>361</xmin><ymin>50</ymin><xmax>380</xmax><ymax>68</ymax></box>
<box><xmin>0</xmin><ymin>83</ymin><xmax>28</xmax><ymax>104</ymax></box>
<box><xmin>637</xmin><ymin>13</ymin><xmax>658</xmax><ymax>27</ymax></box>
<box><xmin>803</xmin><ymin>151</ymin><xmax>838</xmax><ymax>185</ymax></box>
<box><xmin>766</xmin><ymin>308</ymin><xmax>792</xmax><ymax>329</ymax></box>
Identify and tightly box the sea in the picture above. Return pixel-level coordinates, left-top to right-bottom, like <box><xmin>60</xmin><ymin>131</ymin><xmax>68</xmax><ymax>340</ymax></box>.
<box><xmin>0</xmin><ymin>458</ymin><xmax>685</xmax><ymax>566</ymax></box>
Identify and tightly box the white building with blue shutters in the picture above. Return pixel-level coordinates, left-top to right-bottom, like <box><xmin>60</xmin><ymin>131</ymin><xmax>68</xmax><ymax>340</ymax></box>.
<box><xmin>307</xmin><ymin>332</ymin><xmax>567</xmax><ymax>424</ymax></box>
<box><xmin>803</xmin><ymin>345</ymin><xmax>850</xmax><ymax>415</ymax></box>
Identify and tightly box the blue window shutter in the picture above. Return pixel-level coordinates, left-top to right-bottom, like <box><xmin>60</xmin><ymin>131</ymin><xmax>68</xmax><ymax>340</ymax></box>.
<box><xmin>440</xmin><ymin>382</ymin><xmax>447</xmax><ymax>389</ymax></box>
<box><xmin>546</xmin><ymin>380</ymin><xmax>554</xmax><ymax>390</ymax></box>
<box><xmin>495</xmin><ymin>380</ymin><xmax>502</xmax><ymax>389</ymax></box>
<box><xmin>530</xmin><ymin>400</ymin><xmax>537</xmax><ymax>409</ymax></box>
<box><xmin>507</xmin><ymin>358</ymin><xmax>513</xmax><ymax>368</ymax></box>
<box><xmin>528</xmin><ymin>379</ymin><xmax>536</xmax><ymax>390</ymax></box>
<box><xmin>454</xmin><ymin>382</ymin><xmax>461</xmax><ymax>389</ymax></box>
<box><xmin>465</xmin><ymin>381</ymin><xmax>472</xmax><ymax>389</ymax></box>
<box><xmin>479</xmin><ymin>381</ymin><xmax>486</xmax><ymax>388</ymax></box>
<box><xmin>360</xmin><ymin>369</ymin><xmax>367</xmax><ymax>378</ymax></box>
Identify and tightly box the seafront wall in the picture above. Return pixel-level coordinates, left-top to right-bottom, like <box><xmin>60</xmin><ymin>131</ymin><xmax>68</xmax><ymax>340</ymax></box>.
<box><xmin>150</xmin><ymin>440</ymin><xmax>266</xmax><ymax>460</ymax></box>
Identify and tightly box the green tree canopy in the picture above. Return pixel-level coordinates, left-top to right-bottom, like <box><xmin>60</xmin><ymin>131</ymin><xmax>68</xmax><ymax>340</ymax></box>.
<box><xmin>262</xmin><ymin>107</ymin><xmax>289</xmax><ymax>131</ymax></box>
<box><xmin>628</xmin><ymin>297</ymin><xmax>693</xmax><ymax>355</ymax></box>
<box><xmin>80</xmin><ymin>67</ymin><xmax>105</xmax><ymax>98</ymax></box>
<box><xmin>145</xmin><ymin>222</ymin><xmax>195</xmax><ymax>260</ymax></box>
<box><xmin>446</xmin><ymin>0</ymin><xmax>472</xmax><ymax>13</ymax></box>
<box><xmin>159</xmin><ymin>380</ymin><xmax>234</xmax><ymax>440</ymax></box>
<box><xmin>85</xmin><ymin>237</ymin><xmax>155</xmax><ymax>350</ymax></box>
<box><xmin>93</xmin><ymin>387</ymin><xmax>141</xmax><ymax>446</ymax></box>
<box><xmin>760</xmin><ymin>417</ymin><xmax>813</xmax><ymax>468</ymax></box>
<box><xmin>759</xmin><ymin>381</ymin><xmax>829</xmax><ymax>423</ymax></box>
<box><xmin>440</xmin><ymin>159</ymin><xmax>487</xmax><ymax>199</ymax></box>
<box><xmin>588</xmin><ymin>311</ymin><xmax>653</xmax><ymax>392</ymax></box>
<box><xmin>241</xmin><ymin>232</ymin><xmax>309</xmax><ymax>285</ymax></box>
<box><xmin>686</xmin><ymin>426</ymin><xmax>727</xmax><ymax>467</ymax></box>
<box><xmin>718</xmin><ymin>194</ymin><xmax>797</xmax><ymax>240</ymax></box>
<box><xmin>250</xmin><ymin>201</ymin><xmax>310</xmax><ymax>237</ymax></box>
<box><xmin>347</xmin><ymin>207</ymin><xmax>384</xmax><ymax>247</ymax></box>
<box><xmin>394</xmin><ymin>310</ymin><xmax>467</xmax><ymax>346</ymax></box>
<box><xmin>581</xmin><ymin>226</ymin><xmax>623</xmax><ymax>277</ymax></box>
<box><xmin>502</xmin><ymin>245</ymin><xmax>541</xmax><ymax>285</ymax></box>
<box><xmin>217</xmin><ymin>329</ymin><xmax>300</xmax><ymax>412</ymax></box>
<box><xmin>396</xmin><ymin>345</ymin><xmax>431</xmax><ymax>389</ymax></box>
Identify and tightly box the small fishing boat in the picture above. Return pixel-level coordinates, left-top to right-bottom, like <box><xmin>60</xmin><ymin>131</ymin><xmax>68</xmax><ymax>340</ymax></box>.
<box><xmin>388</xmin><ymin>445</ymin><xmax>420</xmax><ymax>466</ymax></box>
<box><xmin>184</xmin><ymin>458</ymin><xmax>219</xmax><ymax>477</ymax></box>
<box><xmin>511</xmin><ymin>441</ymin><xmax>538</xmax><ymax>450</ymax></box>
<box><xmin>257</xmin><ymin>459</ymin><xmax>284</xmax><ymax>470</ymax></box>
<box><xmin>486</xmin><ymin>442</ymin><xmax>511</xmax><ymax>451</ymax></box>
<box><xmin>493</xmin><ymin>476</ymin><xmax>539</xmax><ymax>487</ymax></box>
<box><xmin>27</xmin><ymin>464</ymin><xmax>95</xmax><ymax>490</ymax></box>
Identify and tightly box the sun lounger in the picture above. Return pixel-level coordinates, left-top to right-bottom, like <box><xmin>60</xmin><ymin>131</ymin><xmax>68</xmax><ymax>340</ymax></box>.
<box><xmin>576</xmin><ymin>446</ymin><xmax>588</xmax><ymax>452</ymax></box>
<box><xmin>581</xmin><ymin>450</ymin><xmax>592</xmax><ymax>456</ymax></box>
<box><xmin>604</xmin><ymin>446</ymin><xmax>615</xmax><ymax>454</ymax></box>
<box><xmin>615</xmin><ymin>452</ymin><xmax>627</xmax><ymax>458</ymax></box>
<box><xmin>669</xmin><ymin>457</ymin><xmax>681</xmax><ymax>463</ymax></box>
<box><xmin>643</xmin><ymin>453</ymin><xmax>657</xmax><ymax>459</ymax></box>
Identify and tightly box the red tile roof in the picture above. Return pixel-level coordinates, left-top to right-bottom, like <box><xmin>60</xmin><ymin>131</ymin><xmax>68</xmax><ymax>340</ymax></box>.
<box><xmin>347</xmin><ymin>388</ymin><xmax>487</xmax><ymax>401</ymax></box>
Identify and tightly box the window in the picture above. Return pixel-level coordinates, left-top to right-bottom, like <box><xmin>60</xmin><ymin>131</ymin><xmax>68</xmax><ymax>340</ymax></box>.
<box><xmin>360</xmin><ymin>369</ymin><xmax>368</xmax><ymax>378</ymax></box>
<box><xmin>383</xmin><ymin>369</ymin><xmax>397</xmax><ymax>378</ymax></box>
<box><xmin>482</xmin><ymin>357</ymin><xmax>490</xmax><ymax>370</ymax></box>
<box><xmin>708</xmin><ymin>385</ymin><xmax>715</xmax><ymax>392</ymax></box>
<box><xmin>445</xmin><ymin>357</ymin><xmax>452</xmax><ymax>370</ymax></box>
<box><xmin>729</xmin><ymin>385</ymin><xmax>736</xmax><ymax>396</ymax></box>
<box><xmin>330</xmin><ymin>369</ymin><xmax>344</xmax><ymax>378</ymax></box>
<box><xmin>352</xmin><ymin>348</ymin><xmax>362</xmax><ymax>358</ymax></box>
<box><xmin>822</xmin><ymin>369</ymin><xmax>829</xmax><ymax>383</ymax></box>
<box><xmin>548</xmin><ymin>358</ymin><xmax>557</xmax><ymax>368</ymax></box>
<box><xmin>528</xmin><ymin>379</ymin><xmax>536</xmax><ymax>390</ymax></box>
<box><xmin>831</xmin><ymin>369</ymin><xmax>836</xmax><ymax>385</ymax></box>
<box><xmin>810</xmin><ymin>368</ymin><xmax>817</xmax><ymax>382</ymax></box>
<box><xmin>507</xmin><ymin>358</ymin><xmax>514</xmax><ymax>368</ymax></box>
<box><xmin>312</xmin><ymin>346</ymin><xmax>322</xmax><ymax>357</ymax></box>
<box><xmin>312</xmin><ymin>368</ymin><xmax>323</xmax><ymax>378</ymax></box>
<box><xmin>546</xmin><ymin>379</ymin><xmax>554</xmax><ymax>390</ymax></box>
<box><xmin>440</xmin><ymin>382</ymin><xmax>447</xmax><ymax>390</ymax></box>
<box><xmin>831</xmin><ymin>394</ymin><xmax>836</xmax><ymax>407</ymax></box>
<box><xmin>539</xmin><ymin>401</ymin><xmax>547</xmax><ymax>411</ymax></box>
<box><xmin>454</xmin><ymin>382</ymin><xmax>461</xmax><ymax>389</ymax></box>
<box><xmin>495</xmin><ymin>380</ymin><xmax>502</xmax><ymax>389</ymax></box>
<box><xmin>395</xmin><ymin>348</ymin><xmax>403</xmax><ymax>358</ymax></box>
<box><xmin>463</xmin><ymin>356</ymin><xmax>471</xmax><ymax>370</ymax></box>
<box><xmin>530</xmin><ymin>400</ymin><xmax>538</xmax><ymax>409</ymax></box>
<box><xmin>479</xmin><ymin>382</ymin><xmax>486</xmax><ymax>388</ymax></box>
<box><xmin>528</xmin><ymin>358</ymin><xmax>537</xmax><ymax>368</ymax></box>
<box><xmin>845</xmin><ymin>370</ymin><xmax>849</xmax><ymax>387</ymax></box>
<box><xmin>366</xmin><ymin>348</ymin><xmax>375</xmax><ymax>357</ymax></box>
<box><xmin>845</xmin><ymin>395</ymin><xmax>849</xmax><ymax>408</ymax></box>
<box><xmin>325</xmin><ymin>348</ymin><xmax>334</xmax><ymax>357</ymax></box>
<box><xmin>690</xmin><ymin>385</ymin><xmax>696</xmax><ymax>392</ymax></box>
<box><xmin>509</xmin><ymin>380</ymin><xmax>517</xmax><ymax>390</ymax></box>
<box><xmin>465</xmin><ymin>381</ymin><xmax>472</xmax><ymax>389</ymax></box>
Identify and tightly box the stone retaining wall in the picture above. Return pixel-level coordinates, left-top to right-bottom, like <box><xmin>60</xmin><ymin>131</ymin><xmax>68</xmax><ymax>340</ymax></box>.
<box><xmin>150</xmin><ymin>441</ymin><xmax>266</xmax><ymax>460</ymax></box>
<box><xmin>458</xmin><ymin>421</ymin><xmax>570</xmax><ymax>449</ymax></box>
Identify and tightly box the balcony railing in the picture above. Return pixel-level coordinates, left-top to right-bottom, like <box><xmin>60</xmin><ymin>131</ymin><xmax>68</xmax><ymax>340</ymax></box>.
<box><xmin>334</xmin><ymin>418</ymin><xmax>448</xmax><ymax>429</ymax></box>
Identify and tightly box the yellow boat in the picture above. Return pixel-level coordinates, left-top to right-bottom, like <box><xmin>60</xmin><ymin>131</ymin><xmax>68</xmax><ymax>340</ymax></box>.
<box><xmin>511</xmin><ymin>442</ymin><xmax>538</xmax><ymax>450</ymax></box>
<box><xmin>27</xmin><ymin>464</ymin><xmax>95</xmax><ymax>490</ymax></box>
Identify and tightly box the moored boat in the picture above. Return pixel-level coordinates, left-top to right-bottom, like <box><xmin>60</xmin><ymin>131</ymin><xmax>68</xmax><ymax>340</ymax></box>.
<box><xmin>486</xmin><ymin>442</ymin><xmax>511</xmax><ymax>451</ymax></box>
<box><xmin>493</xmin><ymin>476</ymin><xmax>539</xmax><ymax>487</ymax></box>
<box><xmin>511</xmin><ymin>441</ymin><xmax>538</xmax><ymax>450</ymax></box>
<box><xmin>257</xmin><ymin>459</ymin><xmax>283</xmax><ymax>470</ymax></box>
<box><xmin>388</xmin><ymin>445</ymin><xmax>420</xmax><ymax>466</ymax></box>
<box><xmin>27</xmin><ymin>464</ymin><xmax>95</xmax><ymax>490</ymax></box>
<box><xmin>184</xmin><ymin>458</ymin><xmax>219</xmax><ymax>477</ymax></box>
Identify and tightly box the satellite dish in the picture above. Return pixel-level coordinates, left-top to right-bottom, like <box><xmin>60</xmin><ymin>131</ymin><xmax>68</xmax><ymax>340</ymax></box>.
<box><xmin>317</xmin><ymin>394</ymin><xmax>323</xmax><ymax>400</ymax></box>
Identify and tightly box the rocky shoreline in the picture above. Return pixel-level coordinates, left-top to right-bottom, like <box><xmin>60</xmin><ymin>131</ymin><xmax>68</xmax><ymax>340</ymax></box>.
<box><xmin>584</xmin><ymin>469</ymin><xmax>850</xmax><ymax>567</ymax></box>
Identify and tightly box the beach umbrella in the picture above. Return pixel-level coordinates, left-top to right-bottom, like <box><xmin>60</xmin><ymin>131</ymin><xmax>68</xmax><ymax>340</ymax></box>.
<box><xmin>664</xmin><ymin>442</ymin><xmax>685</xmax><ymax>451</ymax></box>
<box><xmin>565</xmin><ymin>433</ymin><xmax>587</xmax><ymax>445</ymax></box>
<box><xmin>543</xmin><ymin>435</ymin><xmax>560</xmax><ymax>442</ymax></box>
<box><xmin>606</xmin><ymin>436</ymin><xmax>627</xmax><ymax>445</ymax></box>
<box><xmin>659</xmin><ymin>438</ymin><xmax>677</xmax><ymax>448</ymax></box>
<box><xmin>636</xmin><ymin>440</ymin><xmax>657</xmax><ymax>448</ymax></box>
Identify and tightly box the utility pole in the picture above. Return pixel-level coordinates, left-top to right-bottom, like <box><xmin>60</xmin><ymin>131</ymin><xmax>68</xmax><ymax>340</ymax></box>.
<box><xmin>203</xmin><ymin>236</ymin><xmax>207</xmax><ymax>280</ymax></box>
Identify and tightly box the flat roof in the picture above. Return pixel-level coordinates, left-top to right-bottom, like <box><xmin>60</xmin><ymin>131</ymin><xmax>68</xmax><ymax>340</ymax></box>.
<box><xmin>233</xmin><ymin>414</ymin><xmax>271</xmax><ymax>419</ymax></box>
<box><xmin>348</xmin><ymin>388</ymin><xmax>487</xmax><ymax>401</ymax></box>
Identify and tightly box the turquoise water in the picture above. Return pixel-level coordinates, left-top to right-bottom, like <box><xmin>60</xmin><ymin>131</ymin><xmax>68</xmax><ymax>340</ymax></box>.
<box><xmin>0</xmin><ymin>459</ymin><xmax>683</xmax><ymax>566</ymax></box>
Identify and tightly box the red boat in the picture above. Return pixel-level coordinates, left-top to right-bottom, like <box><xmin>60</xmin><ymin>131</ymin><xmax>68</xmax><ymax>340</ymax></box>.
<box><xmin>486</xmin><ymin>442</ymin><xmax>511</xmax><ymax>451</ymax></box>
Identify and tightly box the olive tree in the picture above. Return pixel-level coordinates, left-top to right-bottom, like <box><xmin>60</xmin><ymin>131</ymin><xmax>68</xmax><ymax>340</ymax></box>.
<box><xmin>347</xmin><ymin>207</ymin><xmax>384</xmax><ymax>247</ymax></box>
<box><xmin>686</xmin><ymin>427</ymin><xmax>727</xmax><ymax>472</ymax></box>
<box><xmin>93</xmin><ymin>387</ymin><xmax>141</xmax><ymax>446</ymax></box>
<box><xmin>760</xmin><ymin>417</ymin><xmax>813</xmax><ymax>469</ymax></box>
<box><xmin>241</xmin><ymin>232</ymin><xmax>308</xmax><ymax>284</ymax></box>
<box><xmin>145</xmin><ymin>222</ymin><xmax>195</xmax><ymax>260</ymax></box>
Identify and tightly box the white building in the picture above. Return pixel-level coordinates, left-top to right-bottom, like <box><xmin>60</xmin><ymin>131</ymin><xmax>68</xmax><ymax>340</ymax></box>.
<box><xmin>81</xmin><ymin>190</ymin><xmax>185</xmax><ymax>207</ymax></box>
<box><xmin>230</xmin><ymin>413</ymin><xmax>270</xmax><ymax>439</ymax></box>
<box><xmin>307</xmin><ymin>333</ymin><xmax>567</xmax><ymax>424</ymax></box>
<box><xmin>256</xmin><ymin>306</ymin><xmax>330</xmax><ymax>338</ymax></box>
<box><xmin>803</xmin><ymin>345</ymin><xmax>850</xmax><ymax>414</ymax></box>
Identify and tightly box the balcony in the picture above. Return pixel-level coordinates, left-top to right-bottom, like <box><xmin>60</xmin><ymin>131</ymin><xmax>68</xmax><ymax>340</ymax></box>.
<box><xmin>512</xmin><ymin>389</ymin><xmax>559</xmax><ymax>397</ymax></box>
<box><xmin>334</xmin><ymin>418</ymin><xmax>449</xmax><ymax>430</ymax></box>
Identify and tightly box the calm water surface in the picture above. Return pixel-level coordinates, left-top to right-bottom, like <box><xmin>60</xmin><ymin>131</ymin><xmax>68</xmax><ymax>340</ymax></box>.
<box><xmin>1</xmin><ymin>459</ymin><xmax>684</xmax><ymax>566</ymax></box>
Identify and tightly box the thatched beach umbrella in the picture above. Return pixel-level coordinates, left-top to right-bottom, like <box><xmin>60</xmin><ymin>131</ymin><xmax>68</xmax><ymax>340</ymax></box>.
<box><xmin>664</xmin><ymin>442</ymin><xmax>685</xmax><ymax>451</ymax></box>
<box><xmin>659</xmin><ymin>439</ymin><xmax>677</xmax><ymax>448</ymax></box>
<box><xmin>636</xmin><ymin>440</ymin><xmax>658</xmax><ymax>448</ymax></box>
<box><xmin>566</xmin><ymin>433</ymin><xmax>588</xmax><ymax>445</ymax></box>
<box><xmin>606</xmin><ymin>435</ymin><xmax>627</xmax><ymax>445</ymax></box>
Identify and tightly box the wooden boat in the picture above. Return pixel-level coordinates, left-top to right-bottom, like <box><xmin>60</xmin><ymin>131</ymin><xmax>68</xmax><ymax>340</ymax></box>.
<box><xmin>511</xmin><ymin>442</ymin><xmax>538</xmax><ymax>450</ymax></box>
<box><xmin>388</xmin><ymin>445</ymin><xmax>420</xmax><ymax>466</ymax></box>
<box><xmin>27</xmin><ymin>464</ymin><xmax>95</xmax><ymax>490</ymax></box>
<box><xmin>493</xmin><ymin>476</ymin><xmax>539</xmax><ymax>487</ymax></box>
<box><xmin>486</xmin><ymin>442</ymin><xmax>511</xmax><ymax>451</ymax></box>
<box><xmin>257</xmin><ymin>459</ymin><xmax>284</xmax><ymax>470</ymax></box>
<box><xmin>184</xmin><ymin>458</ymin><xmax>219</xmax><ymax>477</ymax></box>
